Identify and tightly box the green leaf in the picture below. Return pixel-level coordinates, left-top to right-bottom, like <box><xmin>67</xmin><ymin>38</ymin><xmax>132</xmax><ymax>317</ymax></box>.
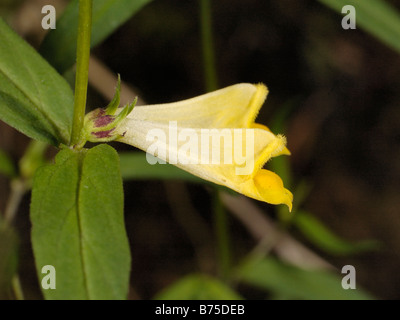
<box><xmin>318</xmin><ymin>0</ymin><xmax>400</xmax><ymax>54</ymax></box>
<box><xmin>30</xmin><ymin>144</ymin><xmax>131</xmax><ymax>299</ymax></box>
<box><xmin>119</xmin><ymin>152</ymin><xmax>203</xmax><ymax>182</ymax></box>
<box><xmin>236</xmin><ymin>257</ymin><xmax>373</xmax><ymax>300</ymax></box>
<box><xmin>154</xmin><ymin>274</ymin><xmax>243</xmax><ymax>300</ymax></box>
<box><xmin>0</xmin><ymin>149</ymin><xmax>16</xmax><ymax>178</ymax></box>
<box><xmin>0</xmin><ymin>19</ymin><xmax>74</xmax><ymax>146</ymax></box>
<box><xmin>294</xmin><ymin>210</ymin><xmax>380</xmax><ymax>256</ymax></box>
<box><xmin>40</xmin><ymin>0</ymin><xmax>154</xmax><ymax>73</ymax></box>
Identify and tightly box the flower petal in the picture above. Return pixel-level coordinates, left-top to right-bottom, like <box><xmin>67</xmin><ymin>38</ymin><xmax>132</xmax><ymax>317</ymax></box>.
<box><xmin>252</xmin><ymin>123</ymin><xmax>290</xmax><ymax>156</ymax></box>
<box><xmin>116</xmin><ymin>120</ymin><xmax>292</xmax><ymax>209</ymax></box>
<box><xmin>128</xmin><ymin>83</ymin><xmax>268</xmax><ymax>129</ymax></box>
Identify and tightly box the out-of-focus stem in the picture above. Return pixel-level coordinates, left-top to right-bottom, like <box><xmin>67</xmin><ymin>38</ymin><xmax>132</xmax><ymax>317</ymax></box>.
<box><xmin>199</xmin><ymin>0</ymin><xmax>230</xmax><ymax>280</ymax></box>
<box><xmin>213</xmin><ymin>190</ymin><xmax>231</xmax><ymax>281</ymax></box>
<box><xmin>199</xmin><ymin>0</ymin><xmax>218</xmax><ymax>92</ymax></box>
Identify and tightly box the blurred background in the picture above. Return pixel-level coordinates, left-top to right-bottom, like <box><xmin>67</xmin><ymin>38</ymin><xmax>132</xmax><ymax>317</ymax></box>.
<box><xmin>1</xmin><ymin>0</ymin><xmax>400</xmax><ymax>299</ymax></box>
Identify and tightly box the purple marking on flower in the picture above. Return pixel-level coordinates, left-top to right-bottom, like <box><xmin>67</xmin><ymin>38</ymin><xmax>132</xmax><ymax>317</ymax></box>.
<box><xmin>94</xmin><ymin>115</ymin><xmax>114</xmax><ymax>127</ymax></box>
<box><xmin>95</xmin><ymin>108</ymin><xmax>106</xmax><ymax>117</ymax></box>
<box><xmin>92</xmin><ymin>128</ymin><xmax>115</xmax><ymax>139</ymax></box>
<box><xmin>87</xmin><ymin>108</ymin><xmax>106</xmax><ymax>121</ymax></box>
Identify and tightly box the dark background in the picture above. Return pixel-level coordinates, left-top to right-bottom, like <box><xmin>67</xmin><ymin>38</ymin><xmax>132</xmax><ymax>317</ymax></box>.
<box><xmin>1</xmin><ymin>0</ymin><xmax>400</xmax><ymax>299</ymax></box>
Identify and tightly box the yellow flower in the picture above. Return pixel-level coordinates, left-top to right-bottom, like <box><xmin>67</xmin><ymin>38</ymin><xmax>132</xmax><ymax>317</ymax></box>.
<box><xmin>112</xmin><ymin>83</ymin><xmax>293</xmax><ymax>211</ymax></box>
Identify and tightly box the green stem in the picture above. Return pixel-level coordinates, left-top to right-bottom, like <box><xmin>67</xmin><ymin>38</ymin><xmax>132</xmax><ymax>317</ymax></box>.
<box><xmin>199</xmin><ymin>0</ymin><xmax>230</xmax><ymax>280</ymax></box>
<box><xmin>12</xmin><ymin>275</ymin><xmax>24</xmax><ymax>300</ymax></box>
<box><xmin>3</xmin><ymin>179</ymin><xmax>26</xmax><ymax>300</ymax></box>
<box><xmin>213</xmin><ymin>190</ymin><xmax>231</xmax><ymax>281</ymax></box>
<box><xmin>4</xmin><ymin>179</ymin><xmax>27</xmax><ymax>226</ymax></box>
<box><xmin>70</xmin><ymin>0</ymin><xmax>93</xmax><ymax>147</ymax></box>
<box><xmin>199</xmin><ymin>0</ymin><xmax>218</xmax><ymax>92</ymax></box>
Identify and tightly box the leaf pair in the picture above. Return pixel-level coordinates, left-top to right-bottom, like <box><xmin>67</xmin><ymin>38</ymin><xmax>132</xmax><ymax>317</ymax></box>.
<box><xmin>0</xmin><ymin>0</ymin><xmax>154</xmax><ymax>147</ymax></box>
<box><xmin>0</xmin><ymin>0</ymin><xmax>153</xmax><ymax>300</ymax></box>
<box><xmin>0</xmin><ymin>20</ymin><xmax>130</xmax><ymax>297</ymax></box>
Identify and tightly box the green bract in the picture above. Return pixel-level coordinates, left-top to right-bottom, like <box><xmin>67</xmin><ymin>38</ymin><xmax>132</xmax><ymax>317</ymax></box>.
<box><xmin>77</xmin><ymin>76</ymin><xmax>137</xmax><ymax>148</ymax></box>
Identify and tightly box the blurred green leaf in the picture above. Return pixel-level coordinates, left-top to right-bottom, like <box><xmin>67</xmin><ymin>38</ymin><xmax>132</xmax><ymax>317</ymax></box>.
<box><xmin>40</xmin><ymin>0</ymin><xmax>153</xmax><ymax>73</ymax></box>
<box><xmin>294</xmin><ymin>210</ymin><xmax>379</xmax><ymax>256</ymax></box>
<box><xmin>155</xmin><ymin>273</ymin><xmax>243</xmax><ymax>300</ymax></box>
<box><xmin>291</xmin><ymin>180</ymin><xmax>312</xmax><ymax>211</ymax></box>
<box><xmin>0</xmin><ymin>217</ymin><xmax>18</xmax><ymax>299</ymax></box>
<box><xmin>120</xmin><ymin>152</ymin><xmax>239</xmax><ymax>199</ymax></box>
<box><xmin>0</xmin><ymin>149</ymin><xmax>16</xmax><ymax>178</ymax></box>
<box><xmin>0</xmin><ymin>19</ymin><xmax>74</xmax><ymax>146</ymax></box>
<box><xmin>31</xmin><ymin>144</ymin><xmax>130</xmax><ymax>299</ymax></box>
<box><xmin>119</xmin><ymin>152</ymin><xmax>203</xmax><ymax>182</ymax></box>
<box><xmin>19</xmin><ymin>141</ymin><xmax>48</xmax><ymax>181</ymax></box>
<box><xmin>319</xmin><ymin>0</ymin><xmax>400</xmax><ymax>53</ymax></box>
<box><xmin>236</xmin><ymin>257</ymin><xmax>373</xmax><ymax>300</ymax></box>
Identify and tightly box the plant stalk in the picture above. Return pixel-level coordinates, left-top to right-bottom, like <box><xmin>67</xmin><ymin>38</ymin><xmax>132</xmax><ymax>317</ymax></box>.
<box><xmin>199</xmin><ymin>0</ymin><xmax>218</xmax><ymax>92</ymax></box>
<box><xmin>199</xmin><ymin>0</ymin><xmax>230</xmax><ymax>280</ymax></box>
<box><xmin>213</xmin><ymin>190</ymin><xmax>231</xmax><ymax>281</ymax></box>
<box><xmin>70</xmin><ymin>0</ymin><xmax>93</xmax><ymax>147</ymax></box>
